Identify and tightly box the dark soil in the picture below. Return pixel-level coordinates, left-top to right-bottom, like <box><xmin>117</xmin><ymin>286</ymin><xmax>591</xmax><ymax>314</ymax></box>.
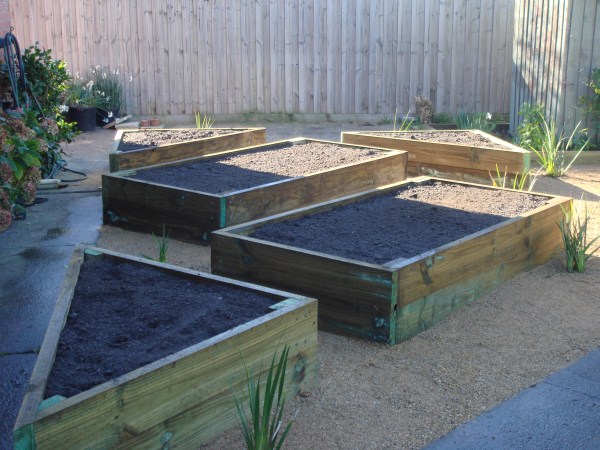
<box><xmin>365</xmin><ymin>130</ymin><xmax>512</xmax><ymax>150</ymax></box>
<box><xmin>44</xmin><ymin>257</ymin><xmax>278</xmax><ymax>399</ymax></box>
<box><xmin>117</xmin><ymin>129</ymin><xmax>238</xmax><ymax>152</ymax></box>
<box><xmin>130</xmin><ymin>141</ymin><xmax>382</xmax><ymax>194</ymax></box>
<box><xmin>250</xmin><ymin>181</ymin><xmax>549</xmax><ymax>265</ymax></box>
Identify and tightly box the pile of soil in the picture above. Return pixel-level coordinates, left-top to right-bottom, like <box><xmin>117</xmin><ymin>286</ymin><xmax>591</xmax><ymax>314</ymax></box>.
<box><xmin>117</xmin><ymin>129</ymin><xmax>237</xmax><ymax>152</ymax></box>
<box><xmin>365</xmin><ymin>130</ymin><xmax>511</xmax><ymax>150</ymax></box>
<box><xmin>130</xmin><ymin>141</ymin><xmax>382</xmax><ymax>194</ymax></box>
<box><xmin>44</xmin><ymin>257</ymin><xmax>278</xmax><ymax>399</ymax></box>
<box><xmin>251</xmin><ymin>181</ymin><xmax>548</xmax><ymax>264</ymax></box>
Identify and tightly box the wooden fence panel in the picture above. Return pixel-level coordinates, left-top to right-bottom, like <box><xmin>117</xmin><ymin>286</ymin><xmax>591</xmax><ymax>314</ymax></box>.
<box><xmin>511</xmin><ymin>0</ymin><xmax>600</xmax><ymax>139</ymax></box>
<box><xmin>10</xmin><ymin>0</ymin><xmax>515</xmax><ymax>117</ymax></box>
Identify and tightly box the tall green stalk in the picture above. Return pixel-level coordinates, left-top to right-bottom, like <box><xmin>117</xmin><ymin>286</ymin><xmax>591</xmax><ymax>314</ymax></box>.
<box><xmin>235</xmin><ymin>345</ymin><xmax>293</xmax><ymax>450</ymax></box>
<box><xmin>558</xmin><ymin>199</ymin><xmax>600</xmax><ymax>273</ymax></box>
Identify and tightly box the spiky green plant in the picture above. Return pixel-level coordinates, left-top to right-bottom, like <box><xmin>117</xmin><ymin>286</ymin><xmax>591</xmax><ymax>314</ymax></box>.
<box><xmin>393</xmin><ymin>108</ymin><xmax>414</xmax><ymax>131</ymax></box>
<box><xmin>235</xmin><ymin>345</ymin><xmax>293</xmax><ymax>450</ymax></box>
<box><xmin>454</xmin><ymin>112</ymin><xmax>495</xmax><ymax>132</ymax></box>
<box><xmin>489</xmin><ymin>164</ymin><xmax>540</xmax><ymax>192</ymax></box>
<box><xmin>534</xmin><ymin>119</ymin><xmax>589</xmax><ymax>177</ymax></box>
<box><xmin>558</xmin><ymin>199</ymin><xmax>600</xmax><ymax>273</ymax></box>
<box><xmin>141</xmin><ymin>224</ymin><xmax>169</xmax><ymax>263</ymax></box>
<box><xmin>195</xmin><ymin>111</ymin><xmax>214</xmax><ymax>129</ymax></box>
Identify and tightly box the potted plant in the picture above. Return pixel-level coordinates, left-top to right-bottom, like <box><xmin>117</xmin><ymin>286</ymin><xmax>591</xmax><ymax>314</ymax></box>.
<box><xmin>64</xmin><ymin>75</ymin><xmax>99</xmax><ymax>132</ymax></box>
<box><xmin>90</xmin><ymin>66</ymin><xmax>126</xmax><ymax>126</ymax></box>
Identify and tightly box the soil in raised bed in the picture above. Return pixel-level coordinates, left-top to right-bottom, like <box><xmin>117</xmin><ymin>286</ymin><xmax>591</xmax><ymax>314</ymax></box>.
<box><xmin>250</xmin><ymin>181</ymin><xmax>548</xmax><ymax>265</ymax></box>
<box><xmin>365</xmin><ymin>130</ymin><xmax>511</xmax><ymax>150</ymax></box>
<box><xmin>129</xmin><ymin>141</ymin><xmax>382</xmax><ymax>194</ymax></box>
<box><xmin>44</xmin><ymin>257</ymin><xmax>278</xmax><ymax>399</ymax></box>
<box><xmin>117</xmin><ymin>129</ymin><xmax>237</xmax><ymax>152</ymax></box>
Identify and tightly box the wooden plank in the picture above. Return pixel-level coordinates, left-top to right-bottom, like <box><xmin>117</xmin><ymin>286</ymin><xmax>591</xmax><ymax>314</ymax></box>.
<box><xmin>13</xmin><ymin>248</ymin><xmax>86</xmax><ymax>432</ymax></box>
<box><xmin>212</xmin><ymin>232</ymin><xmax>396</xmax><ymax>343</ymax></box>
<box><xmin>223</xmin><ymin>149</ymin><xmax>408</xmax><ymax>226</ymax></box>
<box><xmin>341</xmin><ymin>131</ymin><xmax>530</xmax><ymax>175</ymax></box>
<box><xmin>109</xmin><ymin>128</ymin><xmax>267</xmax><ymax>172</ymax></box>
<box><xmin>15</xmin><ymin>248</ymin><xmax>317</xmax><ymax>449</ymax></box>
<box><xmin>394</xmin><ymin>195</ymin><xmax>569</xmax><ymax>340</ymax></box>
<box><xmin>102</xmin><ymin>174</ymin><xmax>222</xmax><ymax>241</ymax></box>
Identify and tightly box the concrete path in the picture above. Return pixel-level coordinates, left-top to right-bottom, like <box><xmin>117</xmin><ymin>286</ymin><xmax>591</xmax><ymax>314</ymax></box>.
<box><xmin>426</xmin><ymin>347</ymin><xmax>600</xmax><ymax>449</ymax></box>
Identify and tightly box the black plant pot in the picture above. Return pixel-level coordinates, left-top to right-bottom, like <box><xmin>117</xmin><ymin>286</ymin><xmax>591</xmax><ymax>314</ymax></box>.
<box><xmin>67</xmin><ymin>106</ymin><xmax>97</xmax><ymax>132</ymax></box>
<box><xmin>96</xmin><ymin>107</ymin><xmax>120</xmax><ymax>126</ymax></box>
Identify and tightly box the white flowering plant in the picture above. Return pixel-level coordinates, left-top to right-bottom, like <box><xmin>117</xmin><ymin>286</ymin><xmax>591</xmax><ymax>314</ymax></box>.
<box><xmin>64</xmin><ymin>73</ymin><xmax>100</xmax><ymax>108</ymax></box>
<box><xmin>89</xmin><ymin>65</ymin><xmax>127</xmax><ymax>111</ymax></box>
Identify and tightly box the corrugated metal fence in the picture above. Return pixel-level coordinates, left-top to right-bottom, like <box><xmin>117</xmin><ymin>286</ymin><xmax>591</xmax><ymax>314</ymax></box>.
<box><xmin>11</xmin><ymin>0</ymin><xmax>515</xmax><ymax>117</ymax></box>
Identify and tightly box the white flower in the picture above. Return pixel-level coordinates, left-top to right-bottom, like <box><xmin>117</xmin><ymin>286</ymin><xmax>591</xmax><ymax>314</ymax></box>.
<box><xmin>129</xmin><ymin>75</ymin><xmax>133</xmax><ymax>82</ymax></box>
<box><xmin>95</xmin><ymin>65</ymin><xmax>100</xmax><ymax>70</ymax></box>
<box><xmin>486</xmin><ymin>112</ymin><xmax>492</xmax><ymax>120</ymax></box>
<box><xmin>115</xmin><ymin>70</ymin><xmax>119</xmax><ymax>75</ymax></box>
<box><xmin>58</xmin><ymin>104</ymin><xmax>69</xmax><ymax>113</ymax></box>
<box><xmin>102</xmin><ymin>72</ymin><xmax>107</xmax><ymax>78</ymax></box>
<box><xmin>108</xmin><ymin>111</ymin><xmax>113</xmax><ymax>118</ymax></box>
<box><xmin>75</xmin><ymin>72</ymin><xmax>80</xmax><ymax>79</ymax></box>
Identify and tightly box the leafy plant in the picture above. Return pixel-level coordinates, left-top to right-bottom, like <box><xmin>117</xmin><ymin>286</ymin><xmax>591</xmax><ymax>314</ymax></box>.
<box><xmin>21</xmin><ymin>43</ymin><xmax>71</xmax><ymax>116</ymax></box>
<box><xmin>432</xmin><ymin>112</ymin><xmax>453</xmax><ymax>124</ymax></box>
<box><xmin>515</xmin><ymin>103</ymin><xmax>546</xmax><ymax>152</ymax></box>
<box><xmin>64</xmin><ymin>76</ymin><xmax>100</xmax><ymax>108</ymax></box>
<box><xmin>141</xmin><ymin>225</ymin><xmax>169</xmax><ymax>263</ymax></box>
<box><xmin>195</xmin><ymin>112</ymin><xmax>214</xmax><ymax>129</ymax></box>
<box><xmin>534</xmin><ymin>118</ymin><xmax>589</xmax><ymax>177</ymax></box>
<box><xmin>558</xmin><ymin>199</ymin><xmax>600</xmax><ymax>273</ymax></box>
<box><xmin>392</xmin><ymin>108</ymin><xmax>414</xmax><ymax>131</ymax></box>
<box><xmin>454</xmin><ymin>112</ymin><xmax>495</xmax><ymax>132</ymax></box>
<box><xmin>489</xmin><ymin>164</ymin><xmax>540</xmax><ymax>191</ymax></box>
<box><xmin>89</xmin><ymin>66</ymin><xmax>126</xmax><ymax>111</ymax></box>
<box><xmin>235</xmin><ymin>345</ymin><xmax>293</xmax><ymax>450</ymax></box>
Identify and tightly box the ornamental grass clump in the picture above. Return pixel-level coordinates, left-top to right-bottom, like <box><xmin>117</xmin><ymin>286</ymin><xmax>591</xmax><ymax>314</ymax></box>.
<box><xmin>536</xmin><ymin>118</ymin><xmax>589</xmax><ymax>177</ymax></box>
<box><xmin>454</xmin><ymin>112</ymin><xmax>495</xmax><ymax>133</ymax></box>
<box><xmin>489</xmin><ymin>164</ymin><xmax>540</xmax><ymax>192</ymax></box>
<box><xmin>558</xmin><ymin>199</ymin><xmax>600</xmax><ymax>273</ymax></box>
<box><xmin>195</xmin><ymin>111</ymin><xmax>214</xmax><ymax>129</ymax></box>
<box><xmin>141</xmin><ymin>225</ymin><xmax>169</xmax><ymax>263</ymax></box>
<box><xmin>235</xmin><ymin>345</ymin><xmax>293</xmax><ymax>450</ymax></box>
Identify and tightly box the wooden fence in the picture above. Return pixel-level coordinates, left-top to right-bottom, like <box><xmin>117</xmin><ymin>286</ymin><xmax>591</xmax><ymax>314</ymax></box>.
<box><xmin>10</xmin><ymin>0</ymin><xmax>515</xmax><ymax>117</ymax></box>
<box><xmin>510</xmin><ymin>0</ymin><xmax>600</xmax><ymax>139</ymax></box>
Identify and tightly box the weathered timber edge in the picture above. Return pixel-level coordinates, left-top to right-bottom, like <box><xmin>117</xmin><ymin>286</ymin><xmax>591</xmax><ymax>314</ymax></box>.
<box><xmin>14</xmin><ymin>246</ymin><xmax>318</xmax><ymax>449</ymax></box>
<box><xmin>109</xmin><ymin>127</ymin><xmax>266</xmax><ymax>172</ymax></box>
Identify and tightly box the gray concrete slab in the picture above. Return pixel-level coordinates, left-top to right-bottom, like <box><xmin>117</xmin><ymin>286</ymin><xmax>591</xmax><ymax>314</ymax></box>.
<box><xmin>426</xmin><ymin>348</ymin><xmax>600</xmax><ymax>450</ymax></box>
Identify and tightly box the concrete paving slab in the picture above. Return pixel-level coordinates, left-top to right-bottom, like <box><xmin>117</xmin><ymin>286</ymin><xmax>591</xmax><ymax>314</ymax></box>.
<box><xmin>426</xmin><ymin>348</ymin><xmax>600</xmax><ymax>449</ymax></box>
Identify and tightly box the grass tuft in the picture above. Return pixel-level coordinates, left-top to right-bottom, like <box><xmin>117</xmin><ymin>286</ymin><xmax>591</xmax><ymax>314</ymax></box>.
<box><xmin>235</xmin><ymin>345</ymin><xmax>294</xmax><ymax>450</ymax></box>
<box><xmin>558</xmin><ymin>198</ymin><xmax>600</xmax><ymax>273</ymax></box>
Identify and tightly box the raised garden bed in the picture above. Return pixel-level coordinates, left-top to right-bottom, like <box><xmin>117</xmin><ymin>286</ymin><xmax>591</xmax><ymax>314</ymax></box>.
<box><xmin>211</xmin><ymin>177</ymin><xmax>570</xmax><ymax>345</ymax></box>
<box><xmin>14</xmin><ymin>246</ymin><xmax>317</xmax><ymax>448</ymax></box>
<box><xmin>341</xmin><ymin>130</ymin><xmax>530</xmax><ymax>184</ymax></box>
<box><xmin>103</xmin><ymin>138</ymin><xmax>408</xmax><ymax>243</ymax></box>
<box><xmin>109</xmin><ymin>127</ymin><xmax>266</xmax><ymax>172</ymax></box>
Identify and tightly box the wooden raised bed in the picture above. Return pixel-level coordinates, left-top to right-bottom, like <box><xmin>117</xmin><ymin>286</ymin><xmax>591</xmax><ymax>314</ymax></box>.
<box><xmin>341</xmin><ymin>130</ymin><xmax>530</xmax><ymax>184</ymax></box>
<box><xmin>211</xmin><ymin>177</ymin><xmax>570</xmax><ymax>345</ymax></box>
<box><xmin>110</xmin><ymin>127</ymin><xmax>266</xmax><ymax>172</ymax></box>
<box><xmin>103</xmin><ymin>138</ymin><xmax>408</xmax><ymax>243</ymax></box>
<box><xmin>14</xmin><ymin>246</ymin><xmax>317</xmax><ymax>449</ymax></box>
